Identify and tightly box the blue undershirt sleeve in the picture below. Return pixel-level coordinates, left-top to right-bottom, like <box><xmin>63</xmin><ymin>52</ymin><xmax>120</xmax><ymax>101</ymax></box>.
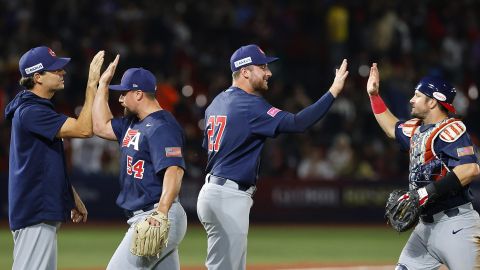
<box><xmin>277</xmin><ymin>91</ymin><xmax>335</xmax><ymax>133</ymax></box>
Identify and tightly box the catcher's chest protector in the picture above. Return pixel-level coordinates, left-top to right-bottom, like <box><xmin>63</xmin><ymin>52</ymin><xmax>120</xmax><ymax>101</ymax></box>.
<box><xmin>406</xmin><ymin>118</ymin><xmax>465</xmax><ymax>190</ymax></box>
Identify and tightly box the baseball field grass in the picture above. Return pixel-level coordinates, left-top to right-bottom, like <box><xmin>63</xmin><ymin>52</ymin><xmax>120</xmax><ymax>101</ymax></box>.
<box><xmin>0</xmin><ymin>223</ymin><xmax>410</xmax><ymax>269</ymax></box>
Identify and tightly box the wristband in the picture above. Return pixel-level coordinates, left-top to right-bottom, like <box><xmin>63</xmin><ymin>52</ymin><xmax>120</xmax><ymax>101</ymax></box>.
<box><xmin>425</xmin><ymin>172</ymin><xmax>462</xmax><ymax>201</ymax></box>
<box><xmin>370</xmin><ymin>95</ymin><xmax>387</xmax><ymax>114</ymax></box>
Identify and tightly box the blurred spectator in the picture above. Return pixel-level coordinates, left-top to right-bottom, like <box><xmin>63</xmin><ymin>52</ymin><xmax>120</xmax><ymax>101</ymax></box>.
<box><xmin>70</xmin><ymin>136</ymin><xmax>119</xmax><ymax>175</ymax></box>
<box><xmin>327</xmin><ymin>133</ymin><xmax>355</xmax><ymax>177</ymax></box>
<box><xmin>298</xmin><ymin>145</ymin><xmax>336</xmax><ymax>180</ymax></box>
<box><xmin>0</xmin><ymin>0</ymin><xmax>479</xmax><ymax>183</ymax></box>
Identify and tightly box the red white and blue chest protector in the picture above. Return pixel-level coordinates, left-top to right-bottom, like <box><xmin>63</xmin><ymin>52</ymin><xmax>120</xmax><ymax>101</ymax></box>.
<box><xmin>395</xmin><ymin>118</ymin><xmax>478</xmax><ymax>215</ymax></box>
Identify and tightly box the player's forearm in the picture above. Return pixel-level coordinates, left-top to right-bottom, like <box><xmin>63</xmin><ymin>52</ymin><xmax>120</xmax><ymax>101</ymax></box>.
<box><xmin>157</xmin><ymin>166</ymin><xmax>184</xmax><ymax>215</ymax></box>
<box><xmin>373</xmin><ymin>111</ymin><xmax>398</xmax><ymax>139</ymax></box>
<box><xmin>74</xmin><ymin>86</ymin><xmax>96</xmax><ymax>137</ymax></box>
<box><xmin>415</xmin><ymin>163</ymin><xmax>480</xmax><ymax>206</ymax></box>
<box><xmin>277</xmin><ymin>91</ymin><xmax>335</xmax><ymax>133</ymax></box>
<box><xmin>453</xmin><ymin>163</ymin><xmax>480</xmax><ymax>186</ymax></box>
<box><xmin>369</xmin><ymin>94</ymin><xmax>398</xmax><ymax>138</ymax></box>
<box><xmin>92</xmin><ymin>85</ymin><xmax>114</xmax><ymax>135</ymax></box>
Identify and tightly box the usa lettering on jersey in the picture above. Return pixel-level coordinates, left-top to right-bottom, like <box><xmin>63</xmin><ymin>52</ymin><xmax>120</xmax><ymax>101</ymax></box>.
<box><xmin>122</xmin><ymin>128</ymin><xmax>141</xmax><ymax>150</ymax></box>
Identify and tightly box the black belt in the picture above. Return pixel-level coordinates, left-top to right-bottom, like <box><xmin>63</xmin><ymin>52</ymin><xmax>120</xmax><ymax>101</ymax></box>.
<box><xmin>124</xmin><ymin>204</ymin><xmax>156</xmax><ymax>219</ymax></box>
<box><xmin>207</xmin><ymin>174</ymin><xmax>252</xmax><ymax>192</ymax></box>
<box><xmin>420</xmin><ymin>207</ymin><xmax>460</xmax><ymax>223</ymax></box>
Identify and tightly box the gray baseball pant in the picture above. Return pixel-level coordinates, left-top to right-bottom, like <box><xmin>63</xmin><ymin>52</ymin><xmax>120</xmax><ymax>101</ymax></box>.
<box><xmin>106</xmin><ymin>201</ymin><xmax>187</xmax><ymax>270</ymax></box>
<box><xmin>197</xmin><ymin>178</ymin><xmax>255</xmax><ymax>270</ymax></box>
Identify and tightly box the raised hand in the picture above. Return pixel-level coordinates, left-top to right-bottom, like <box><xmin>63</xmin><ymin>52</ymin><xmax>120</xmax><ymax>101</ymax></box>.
<box><xmin>367</xmin><ymin>63</ymin><xmax>380</xmax><ymax>96</ymax></box>
<box><xmin>87</xmin><ymin>51</ymin><xmax>105</xmax><ymax>87</ymax></box>
<box><xmin>328</xmin><ymin>59</ymin><xmax>349</xmax><ymax>97</ymax></box>
<box><xmin>99</xmin><ymin>54</ymin><xmax>120</xmax><ymax>87</ymax></box>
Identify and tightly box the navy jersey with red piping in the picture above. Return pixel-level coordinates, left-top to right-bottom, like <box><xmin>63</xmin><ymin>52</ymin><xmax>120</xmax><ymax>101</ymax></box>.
<box><xmin>395</xmin><ymin>118</ymin><xmax>478</xmax><ymax>215</ymax></box>
<box><xmin>111</xmin><ymin>110</ymin><xmax>186</xmax><ymax>211</ymax></box>
<box><xmin>5</xmin><ymin>90</ymin><xmax>73</xmax><ymax>230</ymax></box>
<box><xmin>202</xmin><ymin>87</ymin><xmax>289</xmax><ymax>186</ymax></box>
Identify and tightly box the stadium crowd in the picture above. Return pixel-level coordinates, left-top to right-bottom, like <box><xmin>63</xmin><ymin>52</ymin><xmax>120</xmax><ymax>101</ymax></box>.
<box><xmin>1</xmin><ymin>0</ymin><xmax>479</xmax><ymax>183</ymax></box>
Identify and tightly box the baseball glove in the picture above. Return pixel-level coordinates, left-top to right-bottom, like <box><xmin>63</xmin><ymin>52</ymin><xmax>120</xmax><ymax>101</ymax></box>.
<box><xmin>130</xmin><ymin>211</ymin><xmax>170</xmax><ymax>257</ymax></box>
<box><xmin>385</xmin><ymin>189</ymin><xmax>420</xmax><ymax>232</ymax></box>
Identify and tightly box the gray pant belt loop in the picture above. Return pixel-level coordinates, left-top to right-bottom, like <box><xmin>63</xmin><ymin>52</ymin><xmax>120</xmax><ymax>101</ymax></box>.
<box><xmin>206</xmin><ymin>173</ymin><xmax>257</xmax><ymax>196</ymax></box>
<box><xmin>420</xmin><ymin>202</ymin><xmax>473</xmax><ymax>223</ymax></box>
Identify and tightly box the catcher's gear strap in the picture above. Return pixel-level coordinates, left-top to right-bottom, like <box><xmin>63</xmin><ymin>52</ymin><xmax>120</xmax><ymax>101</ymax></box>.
<box><xmin>438</xmin><ymin>120</ymin><xmax>466</xmax><ymax>143</ymax></box>
<box><xmin>424</xmin><ymin>118</ymin><xmax>467</xmax><ymax>162</ymax></box>
<box><xmin>406</xmin><ymin>118</ymin><xmax>461</xmax><ymax>178</ymax></box>
<box><xmin>401</xmin><ymin>118</ymin><xmax>421</xmax><ymax>137</ymax></box>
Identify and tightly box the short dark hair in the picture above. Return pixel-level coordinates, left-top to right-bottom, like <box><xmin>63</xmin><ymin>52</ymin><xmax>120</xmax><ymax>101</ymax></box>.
<box><xmin>426</xmin><ymin>96</ymin><xmax>449</xmax><ymax>114</ymax></box>
<box><xmin>19</xmin><ymin>71</ymin><xmax>45</xmax><ymax>90</ymax></box>
<box><xmin>438</xmin><ymin>102</ymin><xmax>449</xmax><ymax>114</ymax></box>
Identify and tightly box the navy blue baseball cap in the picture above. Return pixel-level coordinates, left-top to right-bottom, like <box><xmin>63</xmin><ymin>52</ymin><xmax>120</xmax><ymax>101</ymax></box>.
<box><xmin>415</xmin><ymin>76</ymin><xmax>456</xmax><ymax>113</ymax></box>
<box><xmin>109</xmin><ymin>68</ymin><xmax>157</xmax><ymax>93</ymax></box>
<box><xmin>230</xmin><ymin>44</ymin><xmax>279</xmax><ymax>72</ymax></box>
<box><xmin>19</xmin><ymin>46</ymin><xmax>71</xmax><ymax>77</ymax></box>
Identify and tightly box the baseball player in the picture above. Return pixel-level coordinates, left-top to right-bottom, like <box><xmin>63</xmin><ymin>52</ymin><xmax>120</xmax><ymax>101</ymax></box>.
<box><xmin>367</xmin><ymin>63</ymin><xmax>480</xmax><ymax>269</ymax></box>
<box><xmin>92</xmin><ymin>57</ymin><xmax>187</xmax><ymax>270</ymax></box>
<box><xmin>5</xmin><ymin>46</ymin><xmax>105</xmax><ymax>270</ymax></box>
<box><xmin>196</xmin><ymin>44</ymin><xmax>349</xmax><ymax>270</ymax></box>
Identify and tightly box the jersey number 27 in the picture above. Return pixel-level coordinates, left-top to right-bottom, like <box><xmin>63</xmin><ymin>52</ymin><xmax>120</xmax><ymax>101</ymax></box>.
<box><xmin>207</xmin><ymin>115</ymin><xmax>227</xmax><ymax>152</ymax></box>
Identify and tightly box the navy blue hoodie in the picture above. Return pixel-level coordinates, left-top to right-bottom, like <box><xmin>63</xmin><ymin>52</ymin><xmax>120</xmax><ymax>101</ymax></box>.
<box><xmin>5</xmin><ymin>90</ymin><xmax>73</xmax><ymax>230</ymax></box>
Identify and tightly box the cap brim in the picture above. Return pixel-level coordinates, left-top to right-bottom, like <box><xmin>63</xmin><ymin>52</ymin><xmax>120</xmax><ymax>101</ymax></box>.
<box><xmin>109</xmin><ymin>85</ymin><xmax>131</xmax><ymax>91</ymax></box>
<box><xmin>46</xmin><ymin>57</ymin><xmax>71</xmax><ymax>71</ymax></box>
<box><xmin>265</xmin><ymin>56</ymin><xmax>279</xmax><ymax>64</ymax></box>
<box><xmin>439</xmin><ymin>101</ymin><xmax>456</xmax><ymax>113</ymax></box>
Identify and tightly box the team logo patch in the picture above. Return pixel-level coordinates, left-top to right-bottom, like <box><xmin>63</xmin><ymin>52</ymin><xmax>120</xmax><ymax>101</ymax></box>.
<box><xmin>433</xmin><ymin>91</ymin><xmax>447</xmax><ymax>101</ymax></box>
<box><xmin>165</xmin><ymin>147</ymin><xmax>182</xmax><ymax>157</ymax></box>
<box><xmin>457</xmin><ymin>146</ymin><xmax>474</xmax><ymax>157</ymax></box>
<box><xmin>122</xmin><ymin>128</ymin><xmax>141</xmax><ymax>150</ymax></box>
<box><xmin>48</xmin><ymin>48</ymin><xmax>56</xmax><ymax>57</ymax></box>
<box><xmin>267</xmin><ymin>107</ymin><xmax>281</xmax><ymax>117</ymax></box>
<box><xmin>234</xmin><ymin>57</ymin><xmax>252</xmax><ymax>68</ymax></box>
<box><xmin>257</xmin><ymin>46</ymin><xmax>265</xmax><ymax>55</ymax></box>
<box><xmin>25</xmin><ymin>63</ymin><xmax>44</xmax><ymax>75</ymax></box>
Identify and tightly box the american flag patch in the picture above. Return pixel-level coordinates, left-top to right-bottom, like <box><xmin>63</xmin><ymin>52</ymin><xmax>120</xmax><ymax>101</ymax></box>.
<box><xmin>267</xmin><ymin>107</ymin><xmax>281</xmax><ymax>117</ymax></box>
<box><xmin>457</xmin><ymin>146</ymin><xmax>474</xmax><ymax>157</ymax></box>
<box><xmin>165</xmin><ymin>147</ymin><xmax>182</xmax><ymax>157</ymax></box>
